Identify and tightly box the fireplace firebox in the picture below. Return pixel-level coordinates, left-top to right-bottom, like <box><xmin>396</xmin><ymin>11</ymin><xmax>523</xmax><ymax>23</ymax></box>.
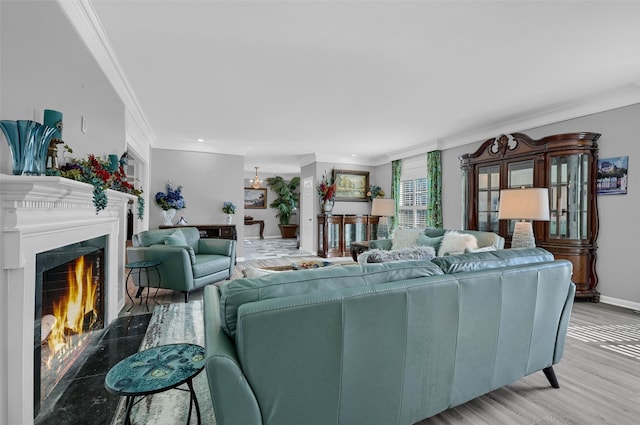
<box><xmin>34</xmin><ymin>235</ymin><xmax>107</xmax><ymax>416</ymax></box>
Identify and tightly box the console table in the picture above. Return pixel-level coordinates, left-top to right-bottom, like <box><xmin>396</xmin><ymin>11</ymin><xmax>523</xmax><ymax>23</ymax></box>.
<box><xmin>244</xmin><ymin>219</ymin><xmax>264</xmax><ymax>239</ymax></box>
<box><xmin>159</xmin><ymin>224</ymin><xmax>237</xmax><ymax>240</ymax></box>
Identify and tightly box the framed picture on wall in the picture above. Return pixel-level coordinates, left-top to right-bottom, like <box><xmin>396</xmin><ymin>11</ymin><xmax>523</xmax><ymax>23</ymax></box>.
<box><xmin>333</xmin><ymin>169</ymin><xmax>369</xmax><ymax>201</ymax></box>
<box><xmin>597</xmin><ymin>156</ymin><xmax>628</xmax><ymax>195</ymax></box>
<box><xmin>244</xmin><ymin>188</ymin><xmax>268</xmax><ymax>208</ymax></box>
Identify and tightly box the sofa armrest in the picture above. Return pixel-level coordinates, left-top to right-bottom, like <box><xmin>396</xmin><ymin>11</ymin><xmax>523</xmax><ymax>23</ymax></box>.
<box><xmin>199</xmin><ymin>239</ymin><xmax>236</xmax><ymax>257</ymax></box>
<box><xmin>126</xmin><ymin>245</ymin><xmax>194</xmax><ymax>292</ymax></box>
<box><xmin>368</xmin><ymin>239</ymin><xmax>393</xmax><ymax>250</ymax></box>
<box><xmin>554</xmin><ymin>281</ymin><xmax>576</xmax><ymax>364</ymax></box>
<box><xmin>204</xmin><ymin>286</ymin><xmax>262</xmax><ymax>425</ymax></box>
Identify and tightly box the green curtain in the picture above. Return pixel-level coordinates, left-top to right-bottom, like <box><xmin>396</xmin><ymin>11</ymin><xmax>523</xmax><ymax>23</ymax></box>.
<box><xmin>390</xmin><ymin>159</ymin><xmax>402</xmax><ymax>229</ymax></box>
<box><xmin>426</xmin><ymin>150</ymin><xmax>442</xmax><ymax>228</ymax></box>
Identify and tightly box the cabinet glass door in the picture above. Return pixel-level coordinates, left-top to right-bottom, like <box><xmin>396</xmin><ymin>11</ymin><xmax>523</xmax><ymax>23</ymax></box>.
<box><xmin>477</xmin><ymin>165</ymin><xmax>500</xmax><ymax>231</ymax></box>
<box><xmin>344</xmin><ymin>222</ymin><xmax>366</xmax><ymax>249</ymax></box>
<box><xmin>549</xmin><ymin>154</ymin><xmax>589</xmax><ymax>239</ymax></box>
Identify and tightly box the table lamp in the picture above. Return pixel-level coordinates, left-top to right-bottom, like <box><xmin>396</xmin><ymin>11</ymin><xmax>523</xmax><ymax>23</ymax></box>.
<box><xmin>498</xmin><ymin>187</ymin><xmax>550</xmax><ymax>248</ymax></box>
<box><xmin>371</xmin><ymin>198</ymin><xmax>396</xmax><ymax>239</ymax></box>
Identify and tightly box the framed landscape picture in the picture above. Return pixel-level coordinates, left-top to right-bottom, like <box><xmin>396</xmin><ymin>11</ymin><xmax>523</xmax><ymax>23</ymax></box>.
<box><xmin>333</xmin><ymin>169</ymin><xmax>369</xmax><ymax>202</ymax></box>
<box><xmin>244</xmin><ymin>188</ymin><xmax>267</xmax><ymax>209</ymax></box>
<box><xmin>597</xmin><ymin>156</ymin><xmax>629</xmax><ymax>195</ymax></box>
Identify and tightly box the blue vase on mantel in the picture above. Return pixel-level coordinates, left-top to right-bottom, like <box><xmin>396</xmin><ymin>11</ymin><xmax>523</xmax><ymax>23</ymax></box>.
<box><xmin>0</xmin><ymin>120</ymin><xmax>57</xmax><ymax>175</ymax></box>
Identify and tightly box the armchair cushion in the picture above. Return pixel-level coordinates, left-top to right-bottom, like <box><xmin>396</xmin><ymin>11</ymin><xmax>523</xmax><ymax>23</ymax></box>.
<box><xmin>192</xmin><ymin>254</ymin><xmax>234</xmax><ymax>278</ymax></box>
<box><xmin>164</xmin><ymin>231</ymin><xmax>196</xmax><ymax>263</ymax></box>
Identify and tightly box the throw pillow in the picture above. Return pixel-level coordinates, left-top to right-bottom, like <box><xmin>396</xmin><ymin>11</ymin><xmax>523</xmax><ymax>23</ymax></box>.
<box><xmin>391</xmin><ymin>228</ymin><xmax>423</xmax><ymax>250</ymax></box>
<box><xmin>164</xmin><ymin>231</ymin><xmax>196</xmax><ymax>263</ymax></box>
<box><xmin>438</xmin><ymin>231</ymin><xmax>479</xmax><ymax>256</ymax></box>
<box><xmin>363</xmin><ymin>245</ymin><xmax>436</xmax><ymax>263</ymax></box>
<box><xmin>417</xmin><ymin>234</ymin><xmax>444</xmax><ymax>252</ymax></box>
<box><xmin>164</xmin><ymin>230</ymin><xmax>188</xmax><ymax>246</ymax></box>
<box><xmin>242</xmin><ymin>266</ymin><xmax>283</xmax><ymax>278</ymax></box>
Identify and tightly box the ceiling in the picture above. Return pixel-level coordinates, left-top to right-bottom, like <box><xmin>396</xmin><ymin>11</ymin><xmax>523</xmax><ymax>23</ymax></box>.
<box><xmin>82</xmin><ymin>0</ymin><xmax>640</xmax><ymax>175</ymax></box>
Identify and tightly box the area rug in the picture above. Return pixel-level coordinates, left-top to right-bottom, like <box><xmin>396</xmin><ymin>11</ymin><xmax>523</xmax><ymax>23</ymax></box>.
<box><xmin>110</xmin><ymin>301</ymin><xmax>216</xmax><ymax>425</ymax></box>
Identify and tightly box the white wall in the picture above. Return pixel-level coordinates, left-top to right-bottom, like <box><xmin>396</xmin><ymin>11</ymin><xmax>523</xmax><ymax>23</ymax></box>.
<box><xmin>440</xmin><ymin>104</ymin><xmax>640</xmax><ymax>308</ymax></box>
<box><xmin>0</xmin><ymin>1</ymin><xmax>126</xmax><ymax>175</ymax></box>
<box><xmin>150</xmin><ymin>149</ymin><xmax>245</xmax><ymax>257</ymax></box>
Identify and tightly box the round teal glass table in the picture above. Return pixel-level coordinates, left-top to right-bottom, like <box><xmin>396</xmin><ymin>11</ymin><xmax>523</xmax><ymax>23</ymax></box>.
<box><xmin>104</xmin><ymin>343</ymin><xmax>205</xmax><ymax>425</ymax></box>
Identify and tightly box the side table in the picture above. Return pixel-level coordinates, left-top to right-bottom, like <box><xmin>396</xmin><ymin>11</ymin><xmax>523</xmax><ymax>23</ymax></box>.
<box><xmin>125</xmin><ymin>260</ymin><xmax>161</xmax><ymax>312</ymax></box>
<box><xmin>349</xmin><ymin>241</ymin><xmax>370</xmax><ymax>262</ymax></box>
<box><xmin>105</xmin><ymin>343</ymin><xmax>206</xmax><ymax>425</ymax></box>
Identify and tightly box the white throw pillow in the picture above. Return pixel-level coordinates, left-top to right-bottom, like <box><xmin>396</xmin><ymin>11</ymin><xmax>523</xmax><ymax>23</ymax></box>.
<box><xmin>391</xmin><ymin>228</ymin><xmax>424</xmax><ymax>250</ymax></box>
<box><xmin>242</xmin><ymin>266</ymin><xmax>283</xmax><ymax>278</ymax></box>
<box><xmin>438</xmin><ymin>231</ymin><xmax>479</xmax><ymax>256</ymax></box>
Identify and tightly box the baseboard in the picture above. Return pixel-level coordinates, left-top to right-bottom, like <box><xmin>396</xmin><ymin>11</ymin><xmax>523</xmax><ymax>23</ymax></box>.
<box><xmin>599</xmin><ymin>295</ymin><xmax>640</xmax><ymax>313</ymax></box>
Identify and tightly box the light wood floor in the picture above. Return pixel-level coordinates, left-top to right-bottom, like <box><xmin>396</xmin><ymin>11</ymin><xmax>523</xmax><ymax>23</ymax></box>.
<box><xmin>120</xmin><ymin>254</ymin><xmax>640</xmax><ymax>425</ymax></box>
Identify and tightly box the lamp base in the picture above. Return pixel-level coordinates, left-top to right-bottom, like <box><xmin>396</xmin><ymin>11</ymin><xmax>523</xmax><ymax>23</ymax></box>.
<box><xmin>511</xmin><ymin>221</ymin><xmax>535</xmax><ymax>248</ymax></box>
<box><xmin>376</xmin><ymin>216</ymin><xmax>389</xmax><ymax>239</ymax></box>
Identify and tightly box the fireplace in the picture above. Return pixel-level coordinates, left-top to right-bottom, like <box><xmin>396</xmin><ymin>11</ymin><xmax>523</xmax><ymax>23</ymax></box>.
<box><xmin>34</xmin><ymin>235</ymin><xmax>107</xmax><ymax>416</ymax></box>
<box><xmin>0</xmin><ymin>175</ymin><xmax>136</xmax><ymax>425</ymax></box>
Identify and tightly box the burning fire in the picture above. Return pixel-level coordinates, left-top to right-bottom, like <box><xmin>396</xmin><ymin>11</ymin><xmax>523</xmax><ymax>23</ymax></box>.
<box><xmin>45</xmin><ymin>256</ymin><xmax>98</xmax><ymax>367</ymax></box>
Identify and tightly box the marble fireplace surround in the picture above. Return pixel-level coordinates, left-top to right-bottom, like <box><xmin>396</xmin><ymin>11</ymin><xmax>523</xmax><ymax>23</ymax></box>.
<box><xmin>0</xmin><ymin>175</ymin><xmax>133</xmax><ymax>425</ymax></box>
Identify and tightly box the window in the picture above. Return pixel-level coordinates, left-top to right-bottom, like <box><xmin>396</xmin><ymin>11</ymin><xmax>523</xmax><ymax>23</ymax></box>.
<box><xmin>398</xmin><ymin>155</ymin><xmax>428</xmax><ymax>228</ymax></box>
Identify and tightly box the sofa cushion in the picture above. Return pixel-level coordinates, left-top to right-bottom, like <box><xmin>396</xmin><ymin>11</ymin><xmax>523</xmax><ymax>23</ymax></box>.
<box><xmin>219</xmin><ymin>260</ymin><xmax>444</xmax><ymax>337</ymax></box>
<box><xmin>391</xmin><ymin>228</ymin><xmax>423</xmax><ymax>249</ymax></box>
<box><xmin>219</xmin><ymin>266</ymin><xmax>366</xmax><ymax>337</ymax></box>
<box><xmin>438</xmin><ymin>231</ymin><xmax>479</xmax><ymax>256</ymax></box>
<box><xmin>431</xmin><ymin>247</ymin><xmax>555</xmax><ymax>274</ymax></box>
<box><xmin>192</xmin><ymin>254</ymin><xmax>232</xmax><ymax>278</ymax></box>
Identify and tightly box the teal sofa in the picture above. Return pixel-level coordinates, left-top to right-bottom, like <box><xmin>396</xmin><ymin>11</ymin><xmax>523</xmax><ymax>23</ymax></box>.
<box><xmin>368</xmin><ymin>228</ymin><xmax>505</xmax><ymax>252</ymax></box>
<box><xmin>127</xmin><ymin>227</ymin><xmax>236</xmax><ymax>302</ymax></box>
<box><xmin>204</xmin><ymin>248</ymin><xmax>574</xmax><ymax>425</ymax></box>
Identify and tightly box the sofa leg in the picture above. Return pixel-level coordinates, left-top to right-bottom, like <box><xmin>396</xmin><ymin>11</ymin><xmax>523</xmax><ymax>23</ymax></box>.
<box><xmin>184</xmin><ymin>292</ymin><xmax>189</xmax><ymax>303</ymax></box>
<box><xmin>543</xmin><ymin>366</ymin><xmax>559</xmax><ymax>388</ymax></box>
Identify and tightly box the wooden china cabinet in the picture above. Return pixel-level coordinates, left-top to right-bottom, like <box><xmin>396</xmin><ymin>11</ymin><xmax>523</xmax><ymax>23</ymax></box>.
<box><xmin>459</xmin><ymin>132</ymin><xmax>601</xmax><ymax>301</ymax></box>
<box><xmin>317</xmin><ymin>214</ymin><xmax>379</xmax><ymax>258</ymax></box>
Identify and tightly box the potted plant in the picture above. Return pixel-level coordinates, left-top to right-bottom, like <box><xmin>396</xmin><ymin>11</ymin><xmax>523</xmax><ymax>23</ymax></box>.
<box><xmin>265</xmin><ymin>175</ymin><xmax>300</xmax><ymax>238</ymax></box>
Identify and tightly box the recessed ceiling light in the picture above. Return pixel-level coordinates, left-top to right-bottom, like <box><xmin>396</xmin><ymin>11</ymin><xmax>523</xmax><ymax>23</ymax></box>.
<box><xmin>351</xmin><ymin>154</ymin><xmax>357</xmax><ymax>157</ymax></box>
<box><xmin>196</xmin><ymin>138</ymin><xmax>204</xmax><ymax>142</ymax></box>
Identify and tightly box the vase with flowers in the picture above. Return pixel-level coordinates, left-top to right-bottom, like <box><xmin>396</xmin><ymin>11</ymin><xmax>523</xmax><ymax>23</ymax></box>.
<box><xmin>155</xmin><ymin>182</ymin><xmax>186</xmax><ymax>225</ymax></box>
<box><xmin>367</xmin><ymin>185</ymin><xmax>385</xmax><ymax>201</ymax></box>
<box><xmin>222</xmin><ymin>201</ymin><xmax>236</xmax><ymax>223</ymax></box>
<box><xmin>317</xmin><ymin>170</ymin><xmax>336</xmax><ymax>213</ymax></box>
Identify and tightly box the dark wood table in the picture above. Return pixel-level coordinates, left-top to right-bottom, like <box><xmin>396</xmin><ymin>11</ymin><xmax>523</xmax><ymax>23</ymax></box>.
<box><xmin>244</xmin><ymin>219</ymin><xmax>264</xmax><ymax>239</ymax></box>
<box><xmin>349</xmin><ymin>241</ymin><xmax>370</xmax><ymax>262</ymax></box>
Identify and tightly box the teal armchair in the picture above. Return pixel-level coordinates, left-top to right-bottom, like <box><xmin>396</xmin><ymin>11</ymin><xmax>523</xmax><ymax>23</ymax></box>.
<box><xmin>127</xmin><ymin>227</ymin><xmax>236</xmax><ymax>302</ymax></box>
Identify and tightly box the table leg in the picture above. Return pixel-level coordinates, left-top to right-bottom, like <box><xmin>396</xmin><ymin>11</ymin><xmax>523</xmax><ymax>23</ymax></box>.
<box><xmin>124</xmin><ymin>395</ymin><xmax>135</xmax><ymax>425</ymax></box>
<box><xmin>125</xmin><ymin>269</ymin><xmax>135</xmax><ymax>312</ymax></box>
<box><xmin>259</xmin><ymin>221</ymin><xmax>264</xmax><ymax>239</ymax></box>
<box><xmin>186</xmin><ymin>378</ymin><xmax>201</xmax><ymax>425</ymax></box>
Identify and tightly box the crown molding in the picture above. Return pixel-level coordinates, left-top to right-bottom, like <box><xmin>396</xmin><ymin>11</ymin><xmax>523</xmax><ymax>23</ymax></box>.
<box><xmin>56</xmin><ymin>0</ymin><xmax>156</xmax><ymax>146</ymax></box>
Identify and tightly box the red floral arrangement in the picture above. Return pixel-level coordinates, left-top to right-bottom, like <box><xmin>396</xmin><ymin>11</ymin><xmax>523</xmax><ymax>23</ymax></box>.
<box><xmin>317</xmin><ymin>170</ymin><xmax>336</xmax><ymax>201</ymax></box>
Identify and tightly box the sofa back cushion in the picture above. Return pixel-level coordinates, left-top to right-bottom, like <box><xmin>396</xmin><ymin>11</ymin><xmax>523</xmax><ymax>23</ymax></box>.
<box><xmin>431</xmin><ymin>247</ymin><xmax>555</xmax><ymax>274</ymax></box>
<box><xmin>135</xmin><ymin>227</ymin><xmax>201</xmax><ymax>252</ymax></box>
<box><xmin>219</xmin><ymin>260</ymin><xmax>444</xmax><ymax>338</ymax></box>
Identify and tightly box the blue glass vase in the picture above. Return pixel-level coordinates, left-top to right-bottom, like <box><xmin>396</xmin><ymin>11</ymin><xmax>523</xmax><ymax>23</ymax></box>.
<box><xmin>0</xmin><ymin>120</ymin><xmax>57</xmax><ymax>175</ymax></box>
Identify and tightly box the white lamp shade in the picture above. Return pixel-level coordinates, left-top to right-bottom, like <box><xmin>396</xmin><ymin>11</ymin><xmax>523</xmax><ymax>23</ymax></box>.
<box><xmin>371</xmin><ymin>198</ymin><xmax>396</xmax><ymax>217</ymax></box>
<box><xmin>498</xmin><ymin>188</ymin><xmax>550</xmax><ymax>221</ymax></box>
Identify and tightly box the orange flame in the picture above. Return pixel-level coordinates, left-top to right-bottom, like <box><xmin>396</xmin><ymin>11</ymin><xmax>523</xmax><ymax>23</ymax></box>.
<box><xmin>46</xmin><ymin>256</ymin><xmax>98</xmax><ymax>368</ymax></box>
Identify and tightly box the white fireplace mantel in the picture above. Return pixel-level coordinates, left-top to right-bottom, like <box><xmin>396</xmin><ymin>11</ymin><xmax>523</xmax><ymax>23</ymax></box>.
<box><xmin>0</xmin><ymin>174</ymin><xmax>134</xmax><ymax>425</ymax></box>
